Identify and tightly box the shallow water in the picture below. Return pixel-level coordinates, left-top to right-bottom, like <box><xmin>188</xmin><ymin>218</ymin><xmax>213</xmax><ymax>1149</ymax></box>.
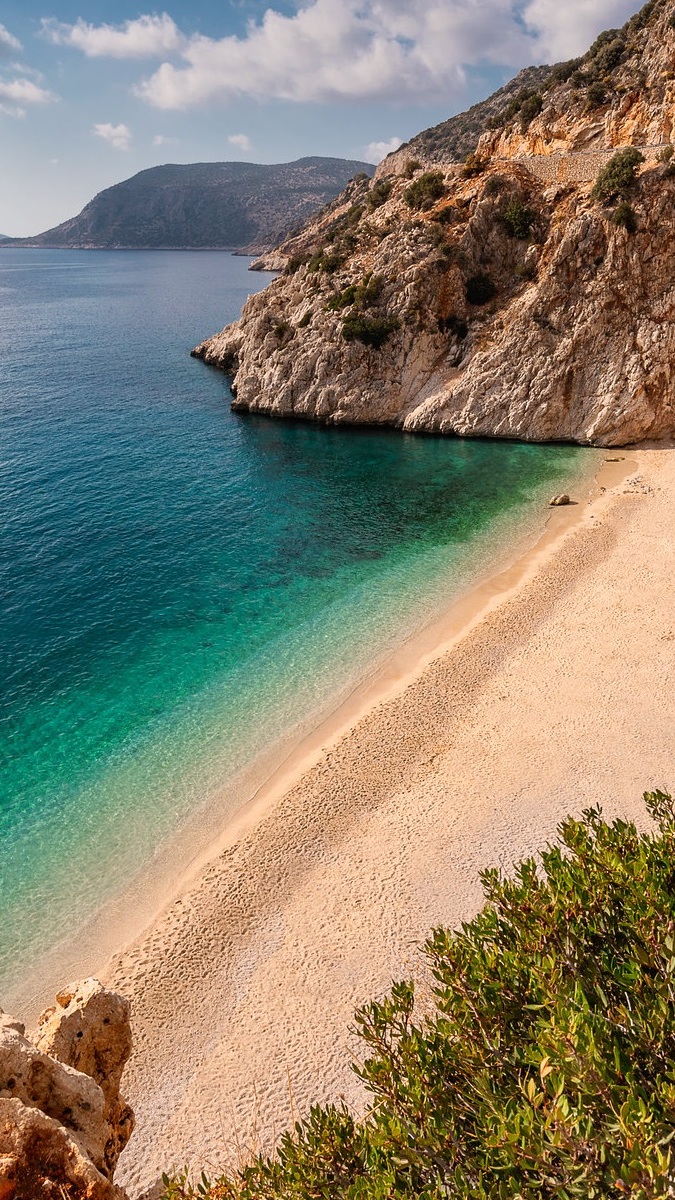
<box><xmin>0</xmin><ymin>249</ymin><xmax>585</xmax><ymax>992</ymax></box>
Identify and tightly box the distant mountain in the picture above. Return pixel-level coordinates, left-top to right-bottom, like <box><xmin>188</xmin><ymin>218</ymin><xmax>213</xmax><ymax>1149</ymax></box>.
<box><xmin>2</xmin><ymin>158</ymin><xmax>375</xmax><ymax>252</ymax></box>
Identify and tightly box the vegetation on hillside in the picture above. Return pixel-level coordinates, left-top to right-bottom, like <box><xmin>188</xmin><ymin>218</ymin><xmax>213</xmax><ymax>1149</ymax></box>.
<box><xmin>592</xmin><ymin>149</ymin><xmax>645</xmax><ymax>202</ymax></box>
<box><xmin>162</xmin><ymin>791</ymin><xmax>675</xmax><ymax>1200</ymax></box>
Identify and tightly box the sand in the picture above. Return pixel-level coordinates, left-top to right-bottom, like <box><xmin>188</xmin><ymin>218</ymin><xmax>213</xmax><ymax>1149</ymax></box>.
<box><xmin>104</xmin><ymin>444</ymin><xmax>675</xmax><ymax>1197</ymax></box>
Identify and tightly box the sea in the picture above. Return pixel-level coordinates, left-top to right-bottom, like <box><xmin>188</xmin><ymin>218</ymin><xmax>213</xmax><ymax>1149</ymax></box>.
<box><xmin>0</xmin><ymin>248</ymin><xmax>587</xmax><ymax>997</ymax></box>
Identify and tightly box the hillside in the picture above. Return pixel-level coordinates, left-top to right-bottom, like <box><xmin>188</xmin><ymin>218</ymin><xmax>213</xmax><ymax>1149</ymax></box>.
<box><xmin>195</xmin><ymin>0</ymin><xmax>675</xmax><ymax>447</ymax></box>
<box><xmin>399</xmin><ymin>63</ymin><xmax>554</xmax><ymax>165</ymax></box>
<box><xmin>1</xmin><ymin>158</ymin><xmax>374</xmax><ymax>252</ymax></box>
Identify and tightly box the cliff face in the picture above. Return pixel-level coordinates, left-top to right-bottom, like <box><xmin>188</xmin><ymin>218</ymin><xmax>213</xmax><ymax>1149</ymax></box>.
<box><xmin>194</xmin><ymin>0</ymin><xmax>675</xmax><ymax>447</ymax></box>
<box><xmin>0</xmin><ymin>979</ymin><xmax>133</xmax><ymax>1200</ymax></box>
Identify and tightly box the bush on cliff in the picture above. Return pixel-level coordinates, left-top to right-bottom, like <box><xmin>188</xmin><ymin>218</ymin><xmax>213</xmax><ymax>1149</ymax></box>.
<box><xmin>163</xmin><ymin>791</ymin><xmax>675</xmax><ymax>1200</ymax></box>
<box><xmin>612</xmin><ymin>201</ymin><xmax>638</xmax><ymax>233</ymax></box>
<box><xmin>404</xmin><ymin>171</ymin><xmax>446</xmax><ymax>210</ymax></box>
<box><xmin>592</xmin><ymin>148</ymin><xmax>644</xmax><ymax>202</ymax></box>
<box><xmin>500</xmin><ymin>197</ymin><xmax>535</xmax><ymax>239</ymax></box>
<box><xmin>341</xmin><ymin>313</ymin><xmax>400</xmax><ymax>348</ymax></box>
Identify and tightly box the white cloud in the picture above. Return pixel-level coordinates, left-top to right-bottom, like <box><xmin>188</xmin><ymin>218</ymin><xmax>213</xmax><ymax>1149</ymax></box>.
<box><xmin>153</xmin><ymin>133</ymin><xmax>176</xmax><ymax>145</ymax></box>
<box><xmin>365</xmin><ymin>136</ymin><xmax>402</xmax><ymax>163</ymax></box>
<box><xmin>42</xmin><ymin>13</ymin><xmax>184</xmax><ymax>59</ymax></box>
<box><xmin>228</xmin><ymin>132</ymin><xmax>252</xmax><ymax>152</ymax></box>
<box><xmin>92</xmin><ymin>122</ymin><xmax>132</xmax><ymax>150</ymax></box>
<box><xmin>0</xmin><ymin>76</ymin><xmax>54</xmax><ymax>116</ymax></box>
<box><xmin>522</xmin><ymin>0</ymin><xmax>637</xmax><ymax>58</ymax></box>
<box><xmin>48</xmin><ymin>1</ymin><xmax>640</xmax><ymax>111</ymax></box>
<box><xmin>134</xmin><ymin>0</ymin><xmax>638</xmax><ymax>110</ymax></box>
<box><xmin>0</xmin><ymin>24</ymin><xmax>21</xmax><ymax>55</ymax></box>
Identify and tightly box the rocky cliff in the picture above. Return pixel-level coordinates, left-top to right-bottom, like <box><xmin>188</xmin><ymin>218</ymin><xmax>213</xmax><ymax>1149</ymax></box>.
<box><xmin>194</xmin><ymin>0</ymin><xmax>675</xmax><ymax>446</ymax></box>
<box><xmin>0</xmin><ymin>979</ymin><xmax>133</xmax><ymax>1200</ymax></box>
<box><xmin>1</xmin><ymin>158</ymin><xmax>374</xmax><ymax>252</ymax></box>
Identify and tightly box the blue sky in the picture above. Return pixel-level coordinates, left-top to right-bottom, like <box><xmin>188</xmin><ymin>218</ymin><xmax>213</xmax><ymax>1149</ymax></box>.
<box><xmin>1</xmin><ymin>0</ymin><xmax>640</xmax><ymax>235</ymax></box>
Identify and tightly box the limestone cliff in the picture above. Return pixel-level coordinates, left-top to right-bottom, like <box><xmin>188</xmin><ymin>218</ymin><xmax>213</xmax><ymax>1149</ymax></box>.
<box><xmin>0</xmin><ymin>979</ymin><xmax>133</xmax><ymax>1200</ymax></box>
<box><xmin>193</xmin><ymin>0</ymin><xmax>675</xmax><ymax>446</ymax></box>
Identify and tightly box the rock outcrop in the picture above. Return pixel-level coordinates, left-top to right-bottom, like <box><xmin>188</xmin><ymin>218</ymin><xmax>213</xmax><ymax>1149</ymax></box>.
<box><xmin>0</xmin><ymin>980</ymin><xmax>133</xmax><ymax>1200</ymax></box>
<box><xmin>194</xmin><ymin>0</ymin><xmax>675</xmax><ymax>447</ymax></box>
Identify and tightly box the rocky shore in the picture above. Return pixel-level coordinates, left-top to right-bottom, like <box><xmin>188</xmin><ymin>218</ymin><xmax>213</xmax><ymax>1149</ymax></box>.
<box><xmin>0</xmin><ymin>979</ymin><xmax>133</xmax><ymax>1199</ymax></box>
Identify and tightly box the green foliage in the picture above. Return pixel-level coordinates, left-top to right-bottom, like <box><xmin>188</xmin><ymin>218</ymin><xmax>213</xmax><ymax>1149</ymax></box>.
<box><xmin>546</xmin><ymin>57</ymin><xmax>583</xmax><ymax>86</ymax></box>
<box><xmin>163</xmin><ymin>793</ymin><xmax>675</xmax><ymax>1200</ymax></box>
<box><xmin>285</xmin><ymin>254</ymin><xmax>311</xmax><ymax>275</ymax></box>
<box><xmin>341</xmin><ymin>313</ymin><xmax>400</xmax><ymax>348</ymax></box>
<box><xmin>405</xmin><ymin>171</ymin><xmax>446</xmax><ymax>210</ymax></box>
<box><xmin>519</xmin><ymin>92</ymin><xmax>543</xmax><ymax>130</ymax></box>
<box><xmin>327</xmin><ymin>274</ymin><xmax>383</xmax><ymax>313</ymax></box>
<box><xmin>592</xmin><ymin>148</ymin><xmax>645</xmax><ymax>202</ymax></box>
<box><xmin>500</xmin><ymin>197</ymin><xmax>535</xmax><ymax>239</ymax></box>
<box><xmin>462</xmin><ymin>152</ymin><xmax>486</xmax><ymax>178</ymax></box>
<box><xmin>465</xmin><ymin>273</ymin><xmax>497</xmax><ymax>305</ymax></box>
<box><xmin>404</xmin><ymin>159</ymin><xmax>422</xmax><ymax>178</ymax></box>
<box><xmin>658</xmin><ymin>144</ymin><xmax>674</xmax><ymax>163</ymax></box>
<box><xmin>612</xmin><ymin>201</ymin><xmax>637</xmax><ymax>232</ymax></box>
<box><xmin>366</xmin><ymin>179</ymin><xmax>393</xmax><ymax>210</ymax></box>
<box><xmin>586</xmin><ymin>80</ymin><xmax>607</xmax><ymax>108</ymax></box>
<box><xmin>307</xmin><ymin>247</ymin><xmax>347</xmax><ymax>274</ymax></box>
<box><xmin>297</xmin><ymin>312</ymin><xmax>312</xmax><ymax>328</ymax></box>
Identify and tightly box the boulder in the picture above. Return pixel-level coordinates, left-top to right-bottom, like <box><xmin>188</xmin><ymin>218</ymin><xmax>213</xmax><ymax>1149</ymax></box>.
<box><xmin>0</xmin><ymin>980</ymin><xmax>133</xmax><ymax>1199</ymax></box>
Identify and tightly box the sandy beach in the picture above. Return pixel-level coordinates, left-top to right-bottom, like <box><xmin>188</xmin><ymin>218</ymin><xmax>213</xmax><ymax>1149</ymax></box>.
<box><xmin>101</xmin><ymin>443</ymin><xmax>675</xmax><ymax>1197</ymax></box>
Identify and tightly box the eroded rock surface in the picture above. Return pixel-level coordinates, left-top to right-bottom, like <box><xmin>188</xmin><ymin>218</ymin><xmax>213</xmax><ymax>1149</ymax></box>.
<box><xmin>0</xmin><ymin>980</ymin><xmax>133</xmax><ymax>1200</ymax></box>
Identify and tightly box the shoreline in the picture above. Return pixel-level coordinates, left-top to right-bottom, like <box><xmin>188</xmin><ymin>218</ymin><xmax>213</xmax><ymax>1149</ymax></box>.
<box><xmin>5</xmin><ymin>445</ymin><xmax>602</xmax><ymax>1022</ymax></box>
<box><xmin>106</xmin><ymin>439</ymin><xmax>674</xmax><ymax>1196</ymax></box>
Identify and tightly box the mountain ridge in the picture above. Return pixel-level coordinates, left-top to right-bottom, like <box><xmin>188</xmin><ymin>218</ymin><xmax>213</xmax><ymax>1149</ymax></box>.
<box><xmin>0</xmin><ymin>157</ymin><xmax>374</xmax><ymax>253</ymax></box>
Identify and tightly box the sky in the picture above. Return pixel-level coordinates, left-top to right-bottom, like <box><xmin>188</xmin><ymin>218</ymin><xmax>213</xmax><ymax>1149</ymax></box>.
<box><xmin>1</xmin><ymin>0</ymin><xmax>641</xmax><ymax>236</ymax></box>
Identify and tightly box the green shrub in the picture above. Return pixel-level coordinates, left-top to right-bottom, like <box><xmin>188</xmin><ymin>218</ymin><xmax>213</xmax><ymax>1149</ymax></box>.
<box><xmin>519</xmin><ymin>92</ymin><xmax>543</xmax><ymax>129</ymax></box>
<box><xmin>462</xmin><ymin>151</ymin><xmax>485</xmax><ymax>178</ymax></box>
<box><xmin>404</xmin><ymin>158</ymin><xmax>422</xmax><ymax>178</ymax></box>
<box><xmin>366</xmin><ymin>179</ymin><xmax>392</xmax><ymax>210</ymax></box>
<box><xmin>586</xmin><ymin>80</ymin><xmax>607</xmax><ymax>108</ymax></box>
<box><xmin>284</xmin><ymin>254</ymin><xmax>310</xmax><ymax>275</ymax></box>
<box><xmin>658</xmin><ymin>143</ymin><xmax>674</xmax><ymax>162</ymax></box>
<box><xmin>327</xmin><ymin>275</ymin><xmax>382</xmax><ymax>313</ymax></box>
<box><xmin>592</xmin><ymin>147</ymin><xmax>645</xmax><ymax>201</ymax></box>
<box><xmin>162</xmin><ymin>792</ymin><xmax>675</xmax><ymax>1200</ymax></box>
<box><xmin>404</xmin><ymin>170</ymin><xmax>446</xmax><ymax>210</ymax></box>
<box><xmin>307</xmin><ymin>247</ymin><xmax>347</xmax><ymax>273</ymax></box>
<box><xmin>465</xmin><ymin>272</ymin><xmax>497</xmax><ymax>304</ymax></box>
<box><xmin>501</xmin><ymin>196</ymin><xmax>535</xmax><ymax>238</ymax></box>
<box><xmin>297</xmin><ymin>312</ymin><xmax>311</xmax><ymax>328</ymax></box>
<box><xmin>326</xmin><ymin>285</ymin><xmax>357</xmax><ymax>311</ymax></box>
<box><xmin>341</xmin><ymin>313</ymin><xmax>399</xmax><ymax>348</ymax></box>
<box><xmin>612</xmin><ymin>201</ymin><xmax>637</xmax><ymax>232</ymax></box>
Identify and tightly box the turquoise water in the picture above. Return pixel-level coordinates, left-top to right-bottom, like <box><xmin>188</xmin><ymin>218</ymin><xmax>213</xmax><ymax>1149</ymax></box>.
<box><xmin>0</xmin><ymin>249</ymin><xmax>585</xmax><ymax>992</ymax></box>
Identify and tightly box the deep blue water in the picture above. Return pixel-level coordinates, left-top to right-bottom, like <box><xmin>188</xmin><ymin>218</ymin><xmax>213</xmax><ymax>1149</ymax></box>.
<box><xmin>0</xmin><ymin>249</ymin><xmax>585</xmax><ymax>991</ymax></box>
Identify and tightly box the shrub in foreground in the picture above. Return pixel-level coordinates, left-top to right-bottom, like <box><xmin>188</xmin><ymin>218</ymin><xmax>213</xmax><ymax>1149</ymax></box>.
<box><xmin>164</xmin><ymin>791</ymin><xmax>675</xmax><ymax>1199</ymax></box>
